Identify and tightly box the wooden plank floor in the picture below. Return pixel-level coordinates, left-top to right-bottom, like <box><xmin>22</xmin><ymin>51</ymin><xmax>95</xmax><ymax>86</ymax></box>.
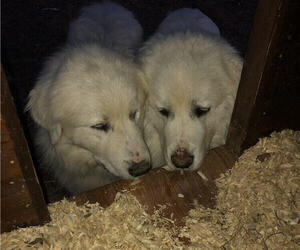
<box><xmin>70</xmin><ymin>146</ymin><xmax>236</xmax><ymax>225</ymax></box>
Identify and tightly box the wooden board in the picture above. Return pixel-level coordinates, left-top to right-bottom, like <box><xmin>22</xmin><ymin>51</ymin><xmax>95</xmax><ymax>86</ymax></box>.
<box><xmin>227</xmin><ymin>0</ymin><xmax>300</xmax><ymax>155</ymax></box>
<box><xmin>70</xmin><ymin>146</ymin><xmax>236</xmax><ymax>225</ymax></box>
<box><xmin>1</xmin><ymin>68</ymin><xmax>50</xmax><ymax>233</ymax></box>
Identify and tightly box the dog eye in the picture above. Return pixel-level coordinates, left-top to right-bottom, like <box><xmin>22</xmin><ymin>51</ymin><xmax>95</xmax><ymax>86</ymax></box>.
<box><xmin>129</xmin><ymin>110</ymin><xmax>137</xmax><ymax>120</ymax></box>
<box><xmin>194</xmin><ymin>107</ymin><xmax>210</xmax><ymax>118</ymax></box>
<box><xmin>91</xmin><ymin>122</ymin><xmax>110</xmax><ymax>132</ymax></box>
<box><xmin>158</xmin><ymin>108</ymin><xmax>170</xmax><ymax>117</ymax></box>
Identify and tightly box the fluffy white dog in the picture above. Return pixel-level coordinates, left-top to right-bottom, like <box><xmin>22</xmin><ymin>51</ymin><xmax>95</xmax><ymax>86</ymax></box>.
<box><xmin>26</xmin><ymin>2</ymin><xmax>151</xmax><ymax>194</ymax></box>
<box><xmin>139</xmin><ymin>8</ymin><xmax>243</xmax><ymax>170</ymax></box>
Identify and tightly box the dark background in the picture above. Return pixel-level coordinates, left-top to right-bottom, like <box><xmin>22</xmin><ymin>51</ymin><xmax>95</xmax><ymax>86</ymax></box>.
<box><xmin>1</xmin><ymin>0</ymin><xmax>257</xmax><ymax>202</ymax></box>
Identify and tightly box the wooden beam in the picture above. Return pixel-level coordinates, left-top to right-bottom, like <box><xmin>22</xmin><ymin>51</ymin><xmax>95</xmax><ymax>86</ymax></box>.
<box><xmin>227</xmin><ymin>0</ymin><xmax>300</xmax><ymax>154</ymax></box>
<box><xmin>70</xmin><ymin>146</ymin><xmax>236</xmax><ymax>225</ymax></box>
<box><xmin>1</xmin><ymin>68</ymin><xmax>50</xmax><ymax>233</ymax></box>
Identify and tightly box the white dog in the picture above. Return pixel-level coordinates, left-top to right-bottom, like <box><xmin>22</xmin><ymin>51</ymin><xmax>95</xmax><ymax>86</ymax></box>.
<box><xmin>26</xmin><ymin>2</ymin><xmax>151</xmax><ymax>194</ymax></box>
<box><xmin>139</xmin><ymin>8</ymin><xmax>243</xmax><ymax>170</ymax></box>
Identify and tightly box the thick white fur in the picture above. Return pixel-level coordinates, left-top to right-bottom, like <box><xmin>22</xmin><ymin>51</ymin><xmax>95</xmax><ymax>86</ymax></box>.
<box><xmin>140</xmin><ymin>8</ymin><xmax>243</xmax><ymax>170</ymax></box>
<box><xmin>26</xmin><ymin>2</ymin><xmax>150</xmax><ymax>194</ymax></box>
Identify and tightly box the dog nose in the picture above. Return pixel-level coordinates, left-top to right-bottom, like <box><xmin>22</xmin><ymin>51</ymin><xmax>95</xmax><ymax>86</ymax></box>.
<box><xmin>171</xmin><ymin>148</ymin><xmax>194</xmax><ymax>169</ymax></box>
<box><xmin>128</xmin><ymin>160</ymin><xmax>151</xmax><ymax>177</ymax></box>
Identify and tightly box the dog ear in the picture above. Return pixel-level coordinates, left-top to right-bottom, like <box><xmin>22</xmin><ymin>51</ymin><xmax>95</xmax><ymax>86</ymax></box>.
<box><xmin>210</xmin><ymin>55</ymin><xmax>243</xmax><ymax>148</ymax></box>
<box><xmin>49</xmin><ymin>124</ymin><xmax>62</xmax><ymax>145</ymax></box>
<box><xmin>26</xmin><ymin>85</ymin><xmax>63</xmax><ymax>145</ymax></box>
<box><xmin>210</xmin><ymin>96</ymin><xmax>235</xmax><ymax>148</ymax></box>
<box><xmin>136</xmin><ymin>69</ymin><xmax>149</xmax><ymax>99</ymax></box>
<box><xmin>136</xmin><ymin>69</ymin><xmax>149</xmax><ymax>129</ymax></box>
<box><xmin>223</xmin><ymin>51</ymin><xmax>243</xmax><ymax>91</ymax></box>
<box><xmin>26</xmin><ymin>84</ymin><xmax>51</xmax><ymax>129</ymax></box>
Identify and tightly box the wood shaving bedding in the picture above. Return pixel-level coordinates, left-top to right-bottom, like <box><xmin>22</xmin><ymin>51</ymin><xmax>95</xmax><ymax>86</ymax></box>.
<box><xmin>162</xmin><ymin>165</ymin><xmax>173</xmax><ymax>171</ymax></box>
<box><xmin>197</xmin><ymin>170</ymin><xmax>208</xmax><ymax>181</ymax></box>
<box><xmin>130</xmin><ymin>178</ymin><xmax>141</xmax><ymax>186</ymax></box>
<box><xmin>2</xmin><ymin>130</ymin><xmax>299</xmax><ymax>249</ymax></box>
<box><xmin>180</xmin><ymin>130</ymin><xmax>300</xmax><ymax>249</ymax></box>
<box><xmin>1</xmin><ymin>191</ymin><xmax>184</xmax><ymax>249</ymax></box>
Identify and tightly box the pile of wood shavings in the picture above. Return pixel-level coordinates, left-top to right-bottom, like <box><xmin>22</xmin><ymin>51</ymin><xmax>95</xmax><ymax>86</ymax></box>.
<box><xmin>180</xmin><ymin>129</ymin><xmax>300</xmax><ymax>249</ymax></box>
<box><xmin>2</xmin><ymin>130</ymin><xmax>299</xmax><ymax>249</ymax></box>
<box><xmin>1</xmin><ymin>191</ymin><xmax>184</xmax><ymax>249</ymax></box>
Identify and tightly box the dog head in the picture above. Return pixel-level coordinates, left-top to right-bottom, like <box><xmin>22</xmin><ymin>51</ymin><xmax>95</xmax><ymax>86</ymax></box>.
<box><xmin>141</xmin><ymin>34</ymin><xmax>242</xmax><ymax>170</ymax></box>
<box><xmin>27</xmin><ymin>45</ymin><xmax>151</xmax><ymax>179</ymax></box>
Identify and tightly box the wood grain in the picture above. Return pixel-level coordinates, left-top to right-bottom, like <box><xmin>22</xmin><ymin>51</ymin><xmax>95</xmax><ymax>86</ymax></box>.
<box><xmin>70</xmin><ymin>146</ymin><xmax>236</xmax><ymax>225</ymax></box>
<box><xmin>227</xmin><ymin>0</ymin><xmax>300</xmax><ymax>154</ymax></box>
<box><xmin>1</xmin><ymin>68</ymin><xmax>50</xmax><ymax>233</ymax></box>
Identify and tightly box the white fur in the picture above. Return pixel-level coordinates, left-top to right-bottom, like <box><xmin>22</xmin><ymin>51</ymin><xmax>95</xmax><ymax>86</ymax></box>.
<box><xmin>139</xmin><ymin>8</ymin><xmax>243</xmax><ymax>170</ymax></box>
<box><xmin>26</xmin><ymin>2</ymin><xmax>150</xmax><ymax>194</ymax></box>
<box><xmin>156</xmin><ymin>8</ymin><xmax>220</xmax><ymax>36</ymax></box>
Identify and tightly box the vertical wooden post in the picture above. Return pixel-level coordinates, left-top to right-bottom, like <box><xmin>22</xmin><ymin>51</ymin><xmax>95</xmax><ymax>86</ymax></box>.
<box><xmin>1</xmin><ymin>68</ymin><xmax>50</xmax><ymax>233</ymax></box>
<box><xmin>226</xmin><ymin>0</ymin><xmax>300</xmax><ymax>154</ymax></box>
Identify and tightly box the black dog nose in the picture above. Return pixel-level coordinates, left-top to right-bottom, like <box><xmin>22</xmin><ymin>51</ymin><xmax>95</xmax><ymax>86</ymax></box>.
<box><xmin>171</xmin><ymin>148</ymin><xmax>194</xmax><ymax>169</ymax></box>
<box><xmin>128</xmin><ymin>160</ymin><xmax>151</xmax><ymax>177</ymax></box>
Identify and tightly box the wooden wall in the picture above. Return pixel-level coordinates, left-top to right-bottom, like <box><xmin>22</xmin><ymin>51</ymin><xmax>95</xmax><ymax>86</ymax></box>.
<box><xmin>1</xmin><ymin>69</ymin><xmax>50</xmax><ymax>233</ymax></box>
<box><xmin>227</xmin><ymin>0</ymin><xmax>300</xmax><ymax>154</ymax></box>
